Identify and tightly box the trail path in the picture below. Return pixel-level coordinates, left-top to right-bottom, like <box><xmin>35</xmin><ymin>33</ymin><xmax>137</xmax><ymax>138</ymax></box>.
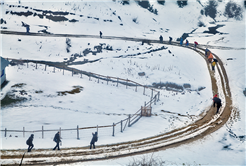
<box><xmin>0</xmin><ymin>30</ymin><xmax>235</xmax><ymax>165</ymax></box>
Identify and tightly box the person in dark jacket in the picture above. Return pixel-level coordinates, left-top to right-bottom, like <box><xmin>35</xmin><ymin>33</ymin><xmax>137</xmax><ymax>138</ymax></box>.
<box><xmin>53</xmin><ymin>131</ymin><xmax>61</xmax><ymax>150</ymax></box>
<box><xmin>185</xmin><ymin>39</ymin><xmax>189</xmax><ymax>47</ymax></box>
<box><xmin>213</xmin><ymin>94</ymin><xmax>222</xmax><ymax>114</ymax></box>
<box><xmin>90</xmin><ymin>132</ymin><xmax>98</xmax><ymax>149</ymax></box>
<box><xmin>169</xmin><ymin>36</ymin><xmax>172</xmax><ymax>44</ymax></box>
<box><xmin>159</xmin><ymin>35</ymin><xmax>163</xmax><ymax>43</ymax></box>
<box><xmin>100</xmin><ymin>31</ymin><xmax>102</xmax><ymax>38</ymax></box>
<box><xmin>26</xmin><ymin>134</ymin><xmax>34</xmax><ymax>152</ymax></box>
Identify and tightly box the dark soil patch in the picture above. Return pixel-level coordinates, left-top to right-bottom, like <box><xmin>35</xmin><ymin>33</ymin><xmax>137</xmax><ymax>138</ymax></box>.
<box><xmin>46</xmin><ymin>15</ymin><xmax>68</xmax><ymax>22</ymax></box>
<box><xmin>11</xmin><ymin>83</ymin><xmax>26</xmax><ymax>88</ymax></box>
<box><xmin>1</xmin><ymin>93</ymin><xmax>27</xmax><ymax>107</ymax></box>
<box><xmin>57</xmin><ymin>86</ymin><xmax>83</xmax><ymax>96</ymax></box>
<box><xmin>203</xmin><ymin>25</ymin><xmax>227</xmax><ymax>35</ymax></box>
<box><xmin>7</xmin><ymin>10</ymin><xmax>33</xmax><ymax>17</ymax></box>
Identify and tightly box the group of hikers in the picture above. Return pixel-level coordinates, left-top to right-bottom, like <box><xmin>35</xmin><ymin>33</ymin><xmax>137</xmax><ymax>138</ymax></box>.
<box><xmin>26</xmin><ymin>131</ymin><xmax>98</xmax><ymax>152</ymax></box>
<box><xmin>205</xmin><ymin>48</ymin><xmax>218</xmax><ymax>71</ymax></box>
<box><xmin>158</xmin><ymin>35</ymin><xmax>222</xmax><ymax>115</ymax></box>
<box><xmin>159</xmin><ymin>35</ymin><xmax>198</xmax><ymax>49</ymax></box>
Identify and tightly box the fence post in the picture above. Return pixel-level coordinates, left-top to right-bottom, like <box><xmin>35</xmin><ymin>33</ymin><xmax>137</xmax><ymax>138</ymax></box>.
<box><xmin>117</xmin><ymin>78</ymin><xmax>119</xmax><ymax>87</ymax></box>
<box><xmin>128</xmin><ymin>114</ymin><xmax>131</xmax><ymax>127</ymax></box>
<box><xmin>72</xmin><ymin>69</ymin><xmax>73</xmax><ymax>76</ymax></box>
<box><xmin>158</xmin><ymin>91</ymin><xmax>160</xmax><ymax>101</ymax></box>
<box><xmin>135</xmin><ymin>84</ymin><xmax>137</xmax><ymax>92</ymax></box>
<box><xmin>81</xmin><ymin>73</ymin><xmax>83</xmax><ymax>78</ymax></box>
<box><xmin>97</xmin><ymin>125</ymin><xmax>98</xmax><ymax>134</ymax></box>
<box><xmin>42</xmin><ymin>126</ymin><xmax>44</xmax><ymax>139</ymax></box>
<box><xmin>54</xmin><ymin>67</ymin><xmax>55</xmax><ymax>73</ymax></box>
<box><xmin>27</xmin><ymin>62</ymin><xmax>28</xmax><ymax>68</ymax></box>
<box><xmin>121</xmin><ymin>120</ymin><xmax>123</xmax><ymax>132</ymax></box>
<box><xmin>36</xmin><ymin>62</ymin><xmax>37</xmax><ymax>69</ymax></box>
<box><xmin>154</xmin><ymin>95</ymin><xmax>157</xmax><ymax>105</ymax></box>
<box><xmin>23</xmin><ymin>127</ymin><xmax>25</xmax><ymax>138</ymax></box>
<box><xmin>112</xmin><ymin>123</ymin><xmax>115</xmax><ymax>136</ymax></box>
<box><xmin>45</xmin><ymin>64</ymin><xmax>47</xmax><ymax>71</ymax></box>
<box><xmin>59</xmin><ymin>127</ymin><xmax>61</xmax><ymax>137</ymax></box>
<box><xmin>77</xmin><ymin>125</ymin><xmax>79</xmax><ymax>140</ymax></box>
<box><xmin>126</xmin><ymin>79</ymin><xmax>128</xmax><ymax>89</ymax></box>
<box><xmin>143</xmin><ymin>86</ymin><xmax>145</xmax><ymax>95</ymax></box>
<box><xmin>5</xmin><ymin>128</ymin><xmax>7</xmax><ymax>137</ymax></box>
<box><xmin>63</xmin><ymin>67</ymin><xmax>64</xmax><ymax>75</ymax></box>
<box><xmin>151</xmin><ymin>89</ymin><xmax>153</xmax><ymax>99</ymax></box>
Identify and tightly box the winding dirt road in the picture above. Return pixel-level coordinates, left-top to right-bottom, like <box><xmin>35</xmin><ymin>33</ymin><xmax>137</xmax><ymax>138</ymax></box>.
<box><xmin>0</xmin><ymin>30</ymin><xmax>234</xmax><ymax>165</ymax></box>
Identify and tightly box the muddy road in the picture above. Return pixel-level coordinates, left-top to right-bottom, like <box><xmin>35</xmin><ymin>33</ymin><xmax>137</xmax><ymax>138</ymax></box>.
<box><xmin>0</xmin><ymin>30</ymin><xmax>235</xmax><ymax>165</ymax></box>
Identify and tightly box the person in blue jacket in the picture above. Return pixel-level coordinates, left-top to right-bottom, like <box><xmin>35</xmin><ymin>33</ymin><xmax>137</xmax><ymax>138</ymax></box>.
<box><xmin>185</xmin><ymin>39</ymin><xmax>189</xmax><ymax>47</ymax></box>
<box><xmin>180</xmin><ymin>37</ymin><xmax>183</xmax><ymax>46</ymax></box>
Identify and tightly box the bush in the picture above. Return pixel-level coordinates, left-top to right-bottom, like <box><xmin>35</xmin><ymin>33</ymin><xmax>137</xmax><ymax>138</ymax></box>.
<box><xmin>122</xmin><ymin>0</ymin><xmax>129</xmax><ymax>5</ymax></box>
<box><xmin>177</xmin><ymin>0</ymin><xmax>188</xmax><ymax>8</ymax></box>
<box><xmin>157</xmin><ymin>0</ymin><xmax>165</xmax><ymax>5</ymax></box>
<box><xmin>198</xmin><ymin>20</ymin><xmax>205</xmax><ymax>27</ymax></box>
<box><xmin>137</xmin><ymin>0</ymin><xmax>158</xmax><ymax>15</ymax></box>
<box><xmin>224</xmin><ymin>1</ymin><xmax>243</xmax><ymax>20</ymax></box>
<box><xmin>127</xmin><ymin>154</ymin><xmax>165</xmax><ymax>166</ymax></box>
<box><xmin>204</xmin><ymin>0</ymin><xmax>218</xmax><ymax>20</ymax></box>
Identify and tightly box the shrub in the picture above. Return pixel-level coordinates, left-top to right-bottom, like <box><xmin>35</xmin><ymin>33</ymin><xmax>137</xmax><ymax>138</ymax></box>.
<box><xmin>198</xmin><ymin>20</ymin><xmax>205</xmax><ymax>27</ymax></box>
<box><xmin>224</xmin><ymin>1</ymin><xmax>243</xmax><ymax>20</ymax></box>
<box><xmin>157</xmin><ymin>0</ymin><xmax>165</xmax><ymax>5</ymax></box>
<box><xmin>204</xmin><ymin>0</ymin><xmax>218</xmax><ymax>20</ymax></box>
<box><xmin>122</xmin><ymin>0</ymin><xmax>129</xmax><ymax>5</ymax></box>
<box><xmin>127</xmin><ymin>154</ymin><xmax>166</xmax><ymax>166</ymax></box>
<box><xmin>137</xmin><ymin>0</ymin><xmax>158</xmax><ymax>15</ymax></box>
<box><xmin>177</xmin><ymin>0</ymin><xmax>188</xmax><ymax>8</ymax></box>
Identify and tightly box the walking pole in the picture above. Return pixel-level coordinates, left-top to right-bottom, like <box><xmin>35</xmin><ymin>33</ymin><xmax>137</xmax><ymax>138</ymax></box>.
<box><xmin>19</xmin><ymin>152</ymin><xmax>26</xmax><ymax>166</ymax></box>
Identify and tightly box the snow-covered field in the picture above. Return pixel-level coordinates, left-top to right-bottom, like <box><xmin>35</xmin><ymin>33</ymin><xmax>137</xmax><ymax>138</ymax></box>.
<box><xmin>0</xmin><ymin>0</ymin><xmax>245</xmax><ymax>165</ymax></box>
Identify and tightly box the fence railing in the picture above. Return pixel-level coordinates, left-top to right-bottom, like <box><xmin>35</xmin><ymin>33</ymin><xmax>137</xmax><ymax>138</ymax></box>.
<box><xmin>1</xmin><ymin>59</ymin><xmax>160</xmax><ymax>140</ymax></box>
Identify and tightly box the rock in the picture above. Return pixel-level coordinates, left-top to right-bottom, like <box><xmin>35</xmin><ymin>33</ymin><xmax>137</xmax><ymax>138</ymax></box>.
<box><xmin>138</xmin><ymin>72</ymin><xmax>145</xmax><ymax>76</ymax></box>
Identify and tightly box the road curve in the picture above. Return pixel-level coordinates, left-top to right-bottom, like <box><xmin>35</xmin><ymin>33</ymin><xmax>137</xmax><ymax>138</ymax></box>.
<box><xmin>0</xmin><ymin>30</ymin><xmax>233</xmax><ymax>165</ymax></box>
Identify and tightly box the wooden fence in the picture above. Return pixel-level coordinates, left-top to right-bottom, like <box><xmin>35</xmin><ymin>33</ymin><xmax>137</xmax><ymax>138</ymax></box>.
<box><xmin>1</xmin><ymin>59</ymin><xmax>160</xmax><ymax>139</ymax></box>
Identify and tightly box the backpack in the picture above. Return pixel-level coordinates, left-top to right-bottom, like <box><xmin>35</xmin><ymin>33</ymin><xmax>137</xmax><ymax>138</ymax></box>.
<box><xmin>26</xmin><ymin>138</ymin><xmax>30</xmax><ymax>145</ymax></box>
<box><xmin>53</xmin><ymin>134</ymin><xmax>57</xmax><ymax>142</ymax></box>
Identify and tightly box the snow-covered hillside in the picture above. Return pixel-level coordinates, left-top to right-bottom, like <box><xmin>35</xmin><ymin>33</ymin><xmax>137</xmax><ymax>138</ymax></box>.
<box><xmin>0</xmin><ymin>0</ymin><xmax>245</xmax><ymax>165</ymax></box>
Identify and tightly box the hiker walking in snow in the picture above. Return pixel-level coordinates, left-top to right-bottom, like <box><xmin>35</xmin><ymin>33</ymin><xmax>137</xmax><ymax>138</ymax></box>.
<box><xmin>185</xmin><ymin>39</ymin><xmax>189</xmax><ymax>47</ymax></box>
<box><xmin>26</xmin><ymin>25</ymin><xmax>30</xmax><ymax>33</ymax></box>
<box><xmin>169</xmin><ymin>36</ymin><xmax>172</xmax><ymax>44</ymax></box>
<box><xmin>212</xmin><ymin>59</ymin><xmax>218</xmax><ymax>71</ymax></box>
<box><xmin>26</xmin><ymin>134</ymin><xmax>34</xmax><ymax>152</ymax></box>
<box><xmin>90</xmin><ymin>132</ymin><xmax>98</xmax><ymax>149</ymax></box>
<box><xmin>100</xmin><ymin>31</ymin><xmax>102</xmax><ymax>38</ymax></box>
<box><xmin>159</xmin><ymin>35</ymin><xmax>163</xmax><ymax>43</ymax></box>
<box><xmin>180</xmin><ymin>37</ymin><xmax>183</xmax><ymax>46</ymax></box>
<box><xmin>53</xmin><ymin>131</ymin><xmax>61</xmax><ymax>150</ymax></box>
<box><xmin>213</xmin><ymin>94</ymin><xmax>221</xmax><ymax>114</ymax></box>
<box><xmin>194</xmin><ymin>41</ymin><xmax>198</xmax><ymax>50</ymax></box>
<box><xmin>205</xmin><ymin>48</ymin><xmax>210</xmax><ymax>58</ymax></box>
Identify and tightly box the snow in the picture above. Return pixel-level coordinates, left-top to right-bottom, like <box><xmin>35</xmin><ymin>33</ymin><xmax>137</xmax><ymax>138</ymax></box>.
<box><xmin>1</xmin><ymin>0</ymin><xmax>245</xmax><ymax>165</ymax></box>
